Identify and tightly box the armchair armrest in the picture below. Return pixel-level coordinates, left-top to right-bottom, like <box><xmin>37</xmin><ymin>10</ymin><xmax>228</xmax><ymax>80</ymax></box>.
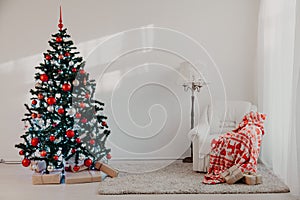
<box><xmin>188</xmin><ymin>122</ymin><xmax>210</xmax><ymax>142</ymax></box>
<box><xmin>188</xmin><ymin>122</ymin><xmax>219</xmax><ymax>156</ymax></box>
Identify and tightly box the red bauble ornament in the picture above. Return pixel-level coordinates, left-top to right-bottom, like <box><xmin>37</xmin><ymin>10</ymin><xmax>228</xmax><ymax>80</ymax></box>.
<box><xmin>38</xmin><ymin>93</ymin><xmax>44</xmax><ymax>100</ymax></box>
<box><xmin>58</xmin><ymin>54</ymin><xmax>64</xmax><ymax>60</ymax></box>
<box><xmin>79</xmin><ymin>69</ymin><xmax>85</xmax><ymax>74</ymax></box>
<box><xmin>65</xmin><ymin>166</ymin><xmax>71</xmax><ymax>171</ymax></box>
<box><xmin>40</xmin><ymin>150</ymin><xmax>47</xmax><ymax>157</ymax></box>
<box><xmin>22</xmin><ymin>158</ymin><xmax>31</xmax><ymax>167</ymax></box>
<box><xmin>32</xmin><ymin>100</ymin><xmax>37</xmax><ymax>105</ymax></box>
<box><xmin>37</xmin><ymin>114</ymin><xmax>42</xmax><ymax>118</ymax></box>
<box><xmin>102</xmin><ymin>121</ymin><xmax>107</xmax><ymax>126</ymax></box>
<box><xmin>19</xmin><ymin>150</ymin><xmax>24</xmax><ymax>155</ymax></box>
<box><xmin>106</xmin><ymin>153</ymin><xmax>112</xmax><ymax>160</ymax></box>
<box><xmin>84</xmin><ymin>158</ymin><xmax>93</xmax><ymax>167</ymax></box>
<box><xmin>49</xmin><ymin>135</ymin><xmax>56</xmax><ymax>142</ymax></box>
<box><xmin>57</xmin><ymin>108</ymin><xmax>65</xmax><ymax>115</ymax></box>
<box><xmin>66</xmin><ymin>130</ymin><xmax>75</xmax><ymax>138</ymax></box>
<box><xmin>62</xmin><ymin>83</ymin><xmax>71</xmax><ymax>92</ymax></box>
<box><xmin>58</xmin><ymin>69</ymin><xmax>62</xmax><ymax>74</ymax></box>
<box><xmin>73</xmin><ymin>165</ymin><xmax>80</xmax><ymax>172</ymax></box>
<box><xmin>47</xmin><ymin>97</ymin><xmax>56</xmax><ymax>105</ymax></box>
<box><xmin>75</xmin><ymin>138</ymin><xmax>81</xmax><ymax>144</ymax></box>
<box><xmin>31</xmin><ymin>113</ymin><xmax>37</xmax><ymax>119</ymax></box>
<box><xmin>79</xmin><ymin>102</ymin><xmax>85</xmax><ymax>108</ymax></box>
<box><xmin>31</xmin><ymin>138</ymin><xmax>39</xmax><ymax>147</ymax></box>
<box><xmin>71</xmin><ymin>68</ymin><xmax>77</xmax><ymax>72</ymax></box>
<box><xmin>53</xmin><ymin>155</ymin><xmax>59</xmax><ymax>161</ymax></box>
<box><xmin>45</xmin><ymin>54</ymin><xmax>52</xmax><ymax>60</ymax></box>
<box><xmin>64</xmin><ymin>52</ymin><xmax>70</xmax><ymax>57</ymax></box>
<box><xmin>89</xmin><ymin>139</ymin><xmax>95</xmax><ymax>145</ymax></box>
<box><xmin>56</xmin><ymin>37</ymin><xmax>63</xmax><ymax>43</ymax></box>
<box><xmin>75</xmin><ymin>113</ymin><xmax>81</xmax><ymax>119</ymax></box>
<box><xmin>40</xmin><ymin>74</ymin><xmax>49</xmax><ymax>82</ymax></box>
<box><xmin>81</xmin><ymin>118</ymin><xmax>87</xmax><ymax>123</ymax></box>
<box><xmin>71</xmin><ymin>148</ymin><xmax>76</xmax><ymax>154</ymax></box>
<box><xmin>85</xmin><ymin>93</ymin><xmax>90</xmax><ymax>98</ymax></box>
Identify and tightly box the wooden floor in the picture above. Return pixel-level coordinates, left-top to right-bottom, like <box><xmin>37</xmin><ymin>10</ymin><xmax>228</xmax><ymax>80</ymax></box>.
<box><xmin>1</xmin><ymin>163</ymin><xmax>299</xmax><ymax>200</ymax></box>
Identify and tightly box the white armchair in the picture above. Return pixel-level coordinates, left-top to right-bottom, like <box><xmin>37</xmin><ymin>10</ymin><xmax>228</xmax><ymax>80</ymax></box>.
<box><xmin>188</xmin><ymin>100</ymin><xmax>257</xmax><ymax>172</ymax></box>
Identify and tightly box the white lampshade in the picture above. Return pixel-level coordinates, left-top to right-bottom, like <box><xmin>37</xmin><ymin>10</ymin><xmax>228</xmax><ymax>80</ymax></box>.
<box><xmin>178</xmin><ymin>61</ymin><xmax>198</xmax><ymax>81</ymax></box>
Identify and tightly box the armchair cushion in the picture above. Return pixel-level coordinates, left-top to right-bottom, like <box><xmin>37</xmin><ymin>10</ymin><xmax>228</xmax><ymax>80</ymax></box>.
<box><xmin>208</xmin><ymin>101</ymin><xmax>255</xmax><ymax>134</ymax></box>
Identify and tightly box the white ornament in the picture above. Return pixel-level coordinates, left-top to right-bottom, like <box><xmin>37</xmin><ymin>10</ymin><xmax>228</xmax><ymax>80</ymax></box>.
<box><xmin>90</xmin><ymin>133</ymin><xmax>96</xmax><ymax>139</ymax></box>
<box><xmin>69</xmin><ymin>61</ymin><xmax>74</xmax><ymax>66</ymax></box>
<box><xmin>47</xmin><ymin>106</ymin><xmax>54</xmax><ymax>112</ymax></box>
<box><xmin>79</xmin><ymin>154</ymin><xmax>85</xmax><ymax>161</ymax></box>
<box><xmin>66</xmin><ymin>108</ymin><xmax>76</xmax><ymax>116</ymax></box>
<box><xmin>47</xmin><ymin>165</ymin><xmax>54</xmax><ymax>172</ymax></box>
<box><xmin>55</xmin><ymin>93</ymin><xmax>61</xmax><ymax>98</ymax></box>
<box><xmin>72</xmin><ymin>79</ymin><xmax>79</xmax><ymax>87</ymax></box>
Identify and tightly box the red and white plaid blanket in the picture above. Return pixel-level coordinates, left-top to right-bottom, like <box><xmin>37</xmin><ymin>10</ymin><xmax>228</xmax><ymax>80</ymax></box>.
<box><xmin>203</xmin><ymin>112</ymin><xmax>266</xmax><ymax>184</ymax></box>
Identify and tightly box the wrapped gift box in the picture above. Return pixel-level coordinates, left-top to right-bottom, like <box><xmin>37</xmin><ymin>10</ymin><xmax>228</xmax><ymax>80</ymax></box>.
<box><xmin>243</xmin><ymin>173</ymin><xmax>263</xmax><ymax>185</ymax></box>
<box><xmin>65</xmin><ymin>170</ymin><xmax>102</xmax><ymax>184</ymax></box>
<box><xmin>32</xmin><ymin>170</ymin><xmax>62</xmax><ymax>185</ymax></box>
<box><xmin>94</xmin><ymin>161</ymin><xmax>118</xmax><ymax>178</ymax></box>
<box><xmin>220</xmin><ymin>165</ymin><xmax>243</xmax><ymax>184</ymax></box>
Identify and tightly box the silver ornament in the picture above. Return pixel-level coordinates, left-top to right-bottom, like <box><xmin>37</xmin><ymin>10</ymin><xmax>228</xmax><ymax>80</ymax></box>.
<box><xmin>47</xmin><ymin>165</ymin><xmax>54</xmax><ymax>172</ymax></box>
<box><xmin>47</xmin><ymin>106</ymin><xmax>54</xmax><ymax>112</ymax></box>
<box><xmin>69</xmin><ymin>61</ymin><xmax>74</xmax><ymax>66</ymax></box>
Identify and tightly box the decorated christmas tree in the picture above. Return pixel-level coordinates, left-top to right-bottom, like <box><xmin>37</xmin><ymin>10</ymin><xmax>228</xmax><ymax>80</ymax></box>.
<box><xmin>15</xmin><ymin>8</ymin><xmax>111</xmax><ymax>174</ymax></box>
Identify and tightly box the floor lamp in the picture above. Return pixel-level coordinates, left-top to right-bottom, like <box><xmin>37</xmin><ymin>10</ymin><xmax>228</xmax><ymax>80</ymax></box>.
<box><xmin>180</xmin><ymin>62</ymin><xmax>206</xmax><ymax>163</ymax></box>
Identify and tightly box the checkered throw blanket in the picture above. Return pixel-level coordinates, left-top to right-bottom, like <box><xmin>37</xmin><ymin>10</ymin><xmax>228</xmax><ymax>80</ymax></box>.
<box><xmin>203</xmin><ymin>112</ymin><xmax>266</xmax><ymax>184</ymax></box>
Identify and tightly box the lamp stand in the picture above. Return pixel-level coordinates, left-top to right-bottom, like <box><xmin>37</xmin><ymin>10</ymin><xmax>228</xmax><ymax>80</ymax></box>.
<box><xmin>182</xmin><ymin>80</ymin><xmax>203</xmax><ymax>163</ymax></box>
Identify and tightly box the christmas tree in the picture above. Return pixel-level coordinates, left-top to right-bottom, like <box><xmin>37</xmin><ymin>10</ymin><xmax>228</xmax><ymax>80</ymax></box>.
<box><xmin>15</xmin><ymin>7</ymin><xmax>111</xmax><ymax>174</ymax></box>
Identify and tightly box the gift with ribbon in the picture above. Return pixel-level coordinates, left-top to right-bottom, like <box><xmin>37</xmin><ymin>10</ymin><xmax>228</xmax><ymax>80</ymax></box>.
<box><xmin>243</xmin><ymin>172</ymin><xmax>262</xmax><ymax>185</ymax></box>
<box><xmin>32</xmin><ymin>170</ymin><xmax>62</xmax><ymax>185</ymax></box>
<box><xmin>220</xmin><ymin>165</ymin><xmax>244</xmax><ymax>184</ymax></box>
<box><xmin>65</xmin><ymin>170</ymin><xmax>102</xmax><ymax>184</ymax></box>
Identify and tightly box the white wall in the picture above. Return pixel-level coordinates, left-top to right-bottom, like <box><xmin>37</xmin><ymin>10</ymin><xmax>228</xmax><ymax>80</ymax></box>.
<box><xmin>0</xmin><ymin>0</ymin><xmax>259</xmax><ymax>160</ymax></box>
<box><xmin>295</xmin><ymin>0</ymin><xmax>300</xmax><ymax>185</ymax></box>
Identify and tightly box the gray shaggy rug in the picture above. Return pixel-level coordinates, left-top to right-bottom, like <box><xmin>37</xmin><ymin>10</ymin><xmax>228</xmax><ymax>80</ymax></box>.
<box><xmin>98</xmin><ymin>160</ymin><xmax>290</xmax><ymax>195</ymax></box>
